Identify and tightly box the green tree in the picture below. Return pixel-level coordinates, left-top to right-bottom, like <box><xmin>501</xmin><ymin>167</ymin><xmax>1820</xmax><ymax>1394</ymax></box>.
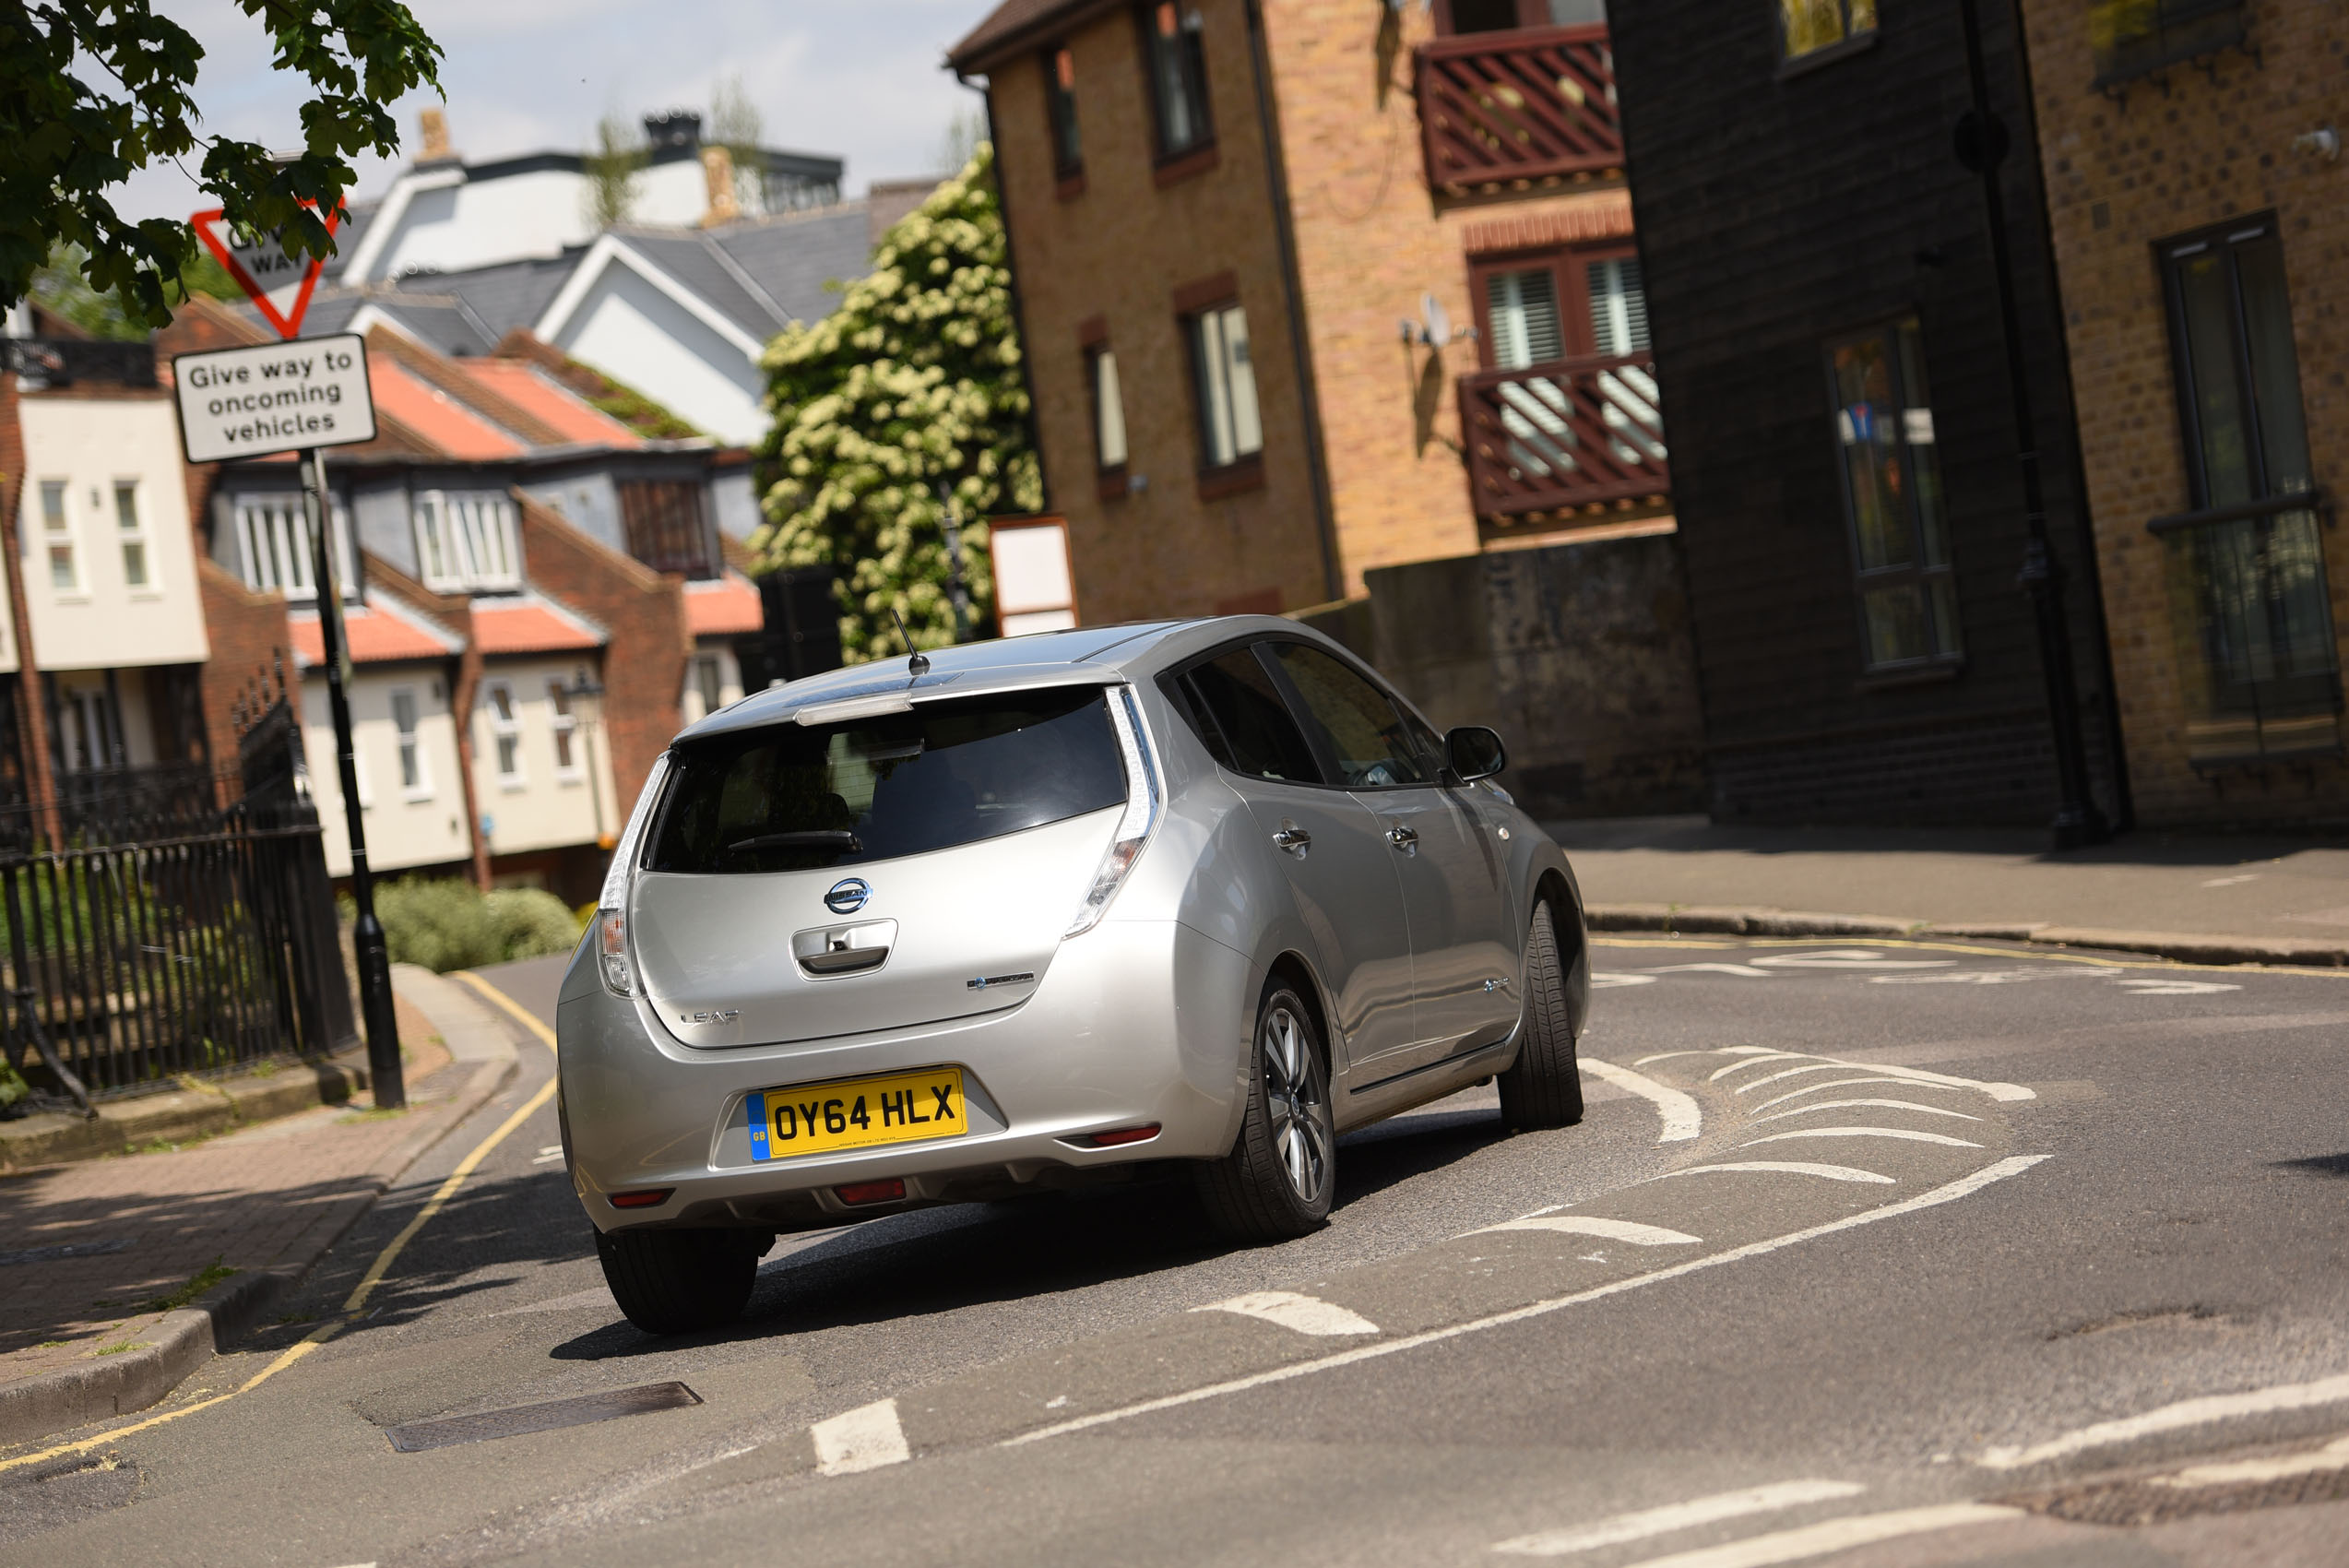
<box><xmin>583</xmin><ymin>112</ymin><xmax>647</xmax><ymax>229</ymax></box>
<box><xmin>30</xmin><ymin>241</ymin><xmax>240</xmax><ymax>339</ymax></box>
<box><xmin>0</xmin><ymin>2</ymin><xmax>444</xmax><ymax>329</ymax></box>
<box><xmin>750</xmin><ymin>144</ymin><xmax>1039</xmax><ymax>663</ymax></box>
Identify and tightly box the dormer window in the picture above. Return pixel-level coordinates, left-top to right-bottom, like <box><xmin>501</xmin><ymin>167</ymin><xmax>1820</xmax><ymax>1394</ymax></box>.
<box><xmin>414</xmin><ymin>491</ymin><xmax>521</xmax><ymax>594</ymax></box>
<box><xmin>233</xmin><ymin>493</ymin><xmax>357</xmax><ymax>601</ymax></box>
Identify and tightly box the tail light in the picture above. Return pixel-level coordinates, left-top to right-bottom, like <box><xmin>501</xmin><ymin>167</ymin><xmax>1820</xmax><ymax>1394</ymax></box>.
<box><xmin>1067</xmin><ymin>686</ymin><xmax>1161</xmax><ymax>937</ymax></box>
<box><xmin>595</xmin><ymin>908</ymin><xmax>636</xmax><ymax>997</ymax></box>
<box><xmin>593</xmin><ymin>753</ymin><xmax>670</xmax><ymax>1000</ymax></box>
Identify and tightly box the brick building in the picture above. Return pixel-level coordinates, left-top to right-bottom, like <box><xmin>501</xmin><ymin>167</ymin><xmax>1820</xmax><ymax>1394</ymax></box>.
<box><xmin>947</xmin><ymin>0</ymin><xmax>1665</xmax><ymax>622</ymax></box>
<box><xmin>2022</xmin><ymin>0</ymin><xmax>2348</xmax><ymax>825</ymax></box>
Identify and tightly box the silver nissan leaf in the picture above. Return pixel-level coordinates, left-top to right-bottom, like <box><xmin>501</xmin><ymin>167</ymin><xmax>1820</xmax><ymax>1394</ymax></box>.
<box><xmin>556</xmin><ymin>616</ymin><xmax>1591</xmax><ymax>1334</ymax></box>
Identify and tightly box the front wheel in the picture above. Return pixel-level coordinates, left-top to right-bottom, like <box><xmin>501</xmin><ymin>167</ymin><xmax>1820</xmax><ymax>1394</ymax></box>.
<box><xmin>1196</xmin><ymin>984</ymin><xmax>1337</xmax><ymax>1242</ymax></box>
<box><xmin>596</xmin><ymin>1227</ymin><xmax>759</xmax><ymax>1336</ymax></box>
<box><xmin>1498</xmin><ymin>897</ymin><xmax>1584</xmax><ymax>1130</ymax></box>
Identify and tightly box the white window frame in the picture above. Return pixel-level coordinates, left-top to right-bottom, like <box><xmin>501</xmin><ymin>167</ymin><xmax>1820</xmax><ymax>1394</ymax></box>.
<box><xmin>1186</xmin><ymin>303</ymin><xmax>1263</xmax><ymax>469</ymax></box>
<box><xmin>414</xmin><ymin>491</ymin><xmax>522</xmax><ymax>594</ymax></box>
<box><xmin>546</xmin><ymin>679</ymin><xmax>580</xmax><ymax>779</ymax></box>
<box><xmin>484</xmin><ymin>680</ymin><xmax>526</xmax><ymax>788</ymax></box>
<box><xmin>390</xmin><ymin>685</ymin><xmax>432</xmax><ymax>800</ymax></box>
<box><xmin>39</xmin><ymin>480</ymin><xmax>80</xmax><ymax>596</ymax></box>
<box><xmin>113</xmin><ymin>479</ymin><xmax>157</xmax><ymax>593</ymax></box>
<box><xmin>231</xmin><ymin>493</ymin><xmax>354</xmax><ymax>601</ymax></box>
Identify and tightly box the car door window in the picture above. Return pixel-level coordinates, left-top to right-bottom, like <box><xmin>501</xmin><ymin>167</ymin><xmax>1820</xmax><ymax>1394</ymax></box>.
<box><xmin>1183</xmin><ymin>649</ymin><xmax>1320</xmax><ymax>782</ymax></box>
<box><xmin>1265</xmin><ymin>643</ymin><xmax>1428</xmax><ymax>790</ymax></box>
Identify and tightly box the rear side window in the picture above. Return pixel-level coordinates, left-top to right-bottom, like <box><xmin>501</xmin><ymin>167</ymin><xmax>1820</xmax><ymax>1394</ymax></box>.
<box><xmin>1265</xmin><ymin>643</ymin><xmax>1427</xmax><ymax>789</ymax></box>
<box><xmin>648</xmin><ymin>686</ymin><xmax>1124</xmax><ymax>874</ymax></box>
<box><xmin>1182</xmin><ymin>648</ymin><xmax>1319</xmax><ymax>782</ymax></box>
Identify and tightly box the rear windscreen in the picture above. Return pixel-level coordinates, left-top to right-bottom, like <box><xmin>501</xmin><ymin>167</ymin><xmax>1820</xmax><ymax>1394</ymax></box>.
<box><xmin>647</xmin><ymin>686</ymin><xmax>1125</xmax><ymax>874</ymax></box>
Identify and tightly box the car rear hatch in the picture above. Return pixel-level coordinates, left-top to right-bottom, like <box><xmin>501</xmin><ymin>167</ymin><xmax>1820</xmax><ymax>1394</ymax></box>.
<box><xmin>627</xmin><ymin>681</ymin><xmax>1144</xmax><ymax>1048</ymax></box>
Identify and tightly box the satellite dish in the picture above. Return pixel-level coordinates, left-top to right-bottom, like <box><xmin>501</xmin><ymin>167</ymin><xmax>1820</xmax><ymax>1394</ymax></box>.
<box><xmin>1420</xmin><ymin>292</ymin><xmax>1451</xmax><ymax>347</ymax></box>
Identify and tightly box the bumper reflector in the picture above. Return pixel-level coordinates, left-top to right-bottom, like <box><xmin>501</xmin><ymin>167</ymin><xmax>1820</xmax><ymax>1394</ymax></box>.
<box><xmin>1074</xmin><ymin>1123</ymin><xmax>1161</xmax><ymax>1148</ymax></box>
<box><xmin>835</xmin><ymin>1178</ymin><xmax>908</xmax><ymax>1206</ymax></box>
<box><xmin>608</xmin><ymin>1189</ymin><xmax>674</xmax><ymax>1210</ymax></box>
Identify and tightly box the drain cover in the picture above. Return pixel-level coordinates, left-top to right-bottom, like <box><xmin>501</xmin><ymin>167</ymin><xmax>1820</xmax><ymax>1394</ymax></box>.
<box><xmin>384</xmin><ymin>1381</ymin><xmax>702</xmax><ymax>1453</ymax></box>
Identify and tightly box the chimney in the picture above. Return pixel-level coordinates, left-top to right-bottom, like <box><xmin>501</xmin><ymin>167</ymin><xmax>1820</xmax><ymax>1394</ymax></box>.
<box><xmin>701</xmin><ymin>145</ymin><xmax>741</xmax><ymax>227</ymax></box>
<box><xmin>418</xmin><ymin>107</ymin><xmax>452</xmax><ymax>161</ymax></box>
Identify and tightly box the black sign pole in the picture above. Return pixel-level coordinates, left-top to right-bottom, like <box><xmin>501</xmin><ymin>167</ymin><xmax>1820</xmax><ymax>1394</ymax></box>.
<box><xmin>304</xmin><ymin>447</ymin><xmax>405</xmax><ymax>1108</ymax></box>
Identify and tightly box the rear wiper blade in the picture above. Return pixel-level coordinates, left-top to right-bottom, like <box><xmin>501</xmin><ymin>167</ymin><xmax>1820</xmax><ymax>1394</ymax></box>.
<box><xmin>726</xmin><ymin>830</ymin><xmax>861</xmax><ymax>853</ymax></box>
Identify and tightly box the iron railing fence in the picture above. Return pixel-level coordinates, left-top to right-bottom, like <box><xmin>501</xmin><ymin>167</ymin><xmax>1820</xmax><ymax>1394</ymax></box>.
<box><xmin>1414</xmin><ymin>23</ymin><xmax>1622</xmax><ymax>198</ymax></box>
<box><xmin>1458</xmin><ymin>350</ymin><xmax>1670</xmax><ymax>522</ymax></box>
<box><xmin>0</xmin><ymin>817</ymin><xmax>353</xmax><ymax>1107</ymax></box>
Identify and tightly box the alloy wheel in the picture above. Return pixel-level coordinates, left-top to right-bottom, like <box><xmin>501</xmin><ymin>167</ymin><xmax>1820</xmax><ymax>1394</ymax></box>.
<box><xmin>1262</xmin><ymin>1004</ymin><xmax>1332</xmax><ymax>1205</ymax></box>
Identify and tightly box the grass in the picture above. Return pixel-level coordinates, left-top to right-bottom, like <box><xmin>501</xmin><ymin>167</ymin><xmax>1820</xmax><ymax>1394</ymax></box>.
<box><xmin>142</xmin><ymin>1257</ymin><xmax>236</xmax><ymax>1315</ymax></box>
<box><xmin>337</xmin><ymin>1105</ymin><xmax>406</xmax><ymax>1123</ymax></box>
<box><xmin>35</xmin><ymin>1338</ymin><xmax>70</xmax><ymax>1349</ymax></box>
<box><xmin>89</xmin><ymin>1339</ymin><xmax>147</xmax><ymax>1356</ymax></box>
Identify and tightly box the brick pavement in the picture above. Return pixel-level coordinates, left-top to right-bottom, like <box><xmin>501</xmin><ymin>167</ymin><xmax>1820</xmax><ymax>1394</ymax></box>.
<box><xmin>0</xmin><ymin>994</ymin><xmax>456</xmax><ymax>1389</ymax></box>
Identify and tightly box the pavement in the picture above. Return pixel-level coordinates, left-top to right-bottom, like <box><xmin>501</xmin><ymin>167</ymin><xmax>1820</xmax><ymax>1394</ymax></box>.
<box><xmin>0</xmin><ymin>965</ymin><xmax>521</xmax><ymax>1446</ymax></box>
<box><xmin>1549</xmin><ymin>816</ymin><xmax>2349</xmax><ymax>964</ymax></box>
<box><xmin>5</xmin><ymin>940</ymin><xmax>2349</xmax><ymax>1565</ymax></box>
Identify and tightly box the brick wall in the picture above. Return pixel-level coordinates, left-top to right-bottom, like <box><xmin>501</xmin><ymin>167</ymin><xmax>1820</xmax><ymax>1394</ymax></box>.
<box><xmin>195</xmin><ymin>559</ymin><xmax>292</xmax><ymax>794</ymax></box>
<box><xmin>986</xmin><ymin>0</ymin><xmax>1335</xmax><ymax>624</ymax></box>
<box><xmin>2023</xmin><ymin>0</ymin><xmax>2349</xmax><ymax>826</ymax></box>
<box><xmin>510</xmin><ymin>491</ymin><xmax>689</xmax><ymax>817</ymax></box>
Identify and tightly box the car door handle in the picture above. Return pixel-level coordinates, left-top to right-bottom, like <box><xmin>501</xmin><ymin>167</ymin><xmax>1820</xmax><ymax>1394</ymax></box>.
<box><xmin>1271</xmin><ymin>826</ymin><xmax>1311</xmax><ymax>855</ymax></box>
<box><xmin>1386</xmin><ymin>825</ymin><xmax>1418</xmax><ymax>852</ymax></box>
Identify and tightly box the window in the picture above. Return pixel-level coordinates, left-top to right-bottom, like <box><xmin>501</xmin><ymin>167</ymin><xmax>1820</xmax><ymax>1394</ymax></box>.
<box><xmin>2154</xmin><ymin>219</ymin><xmax>2337</xmax><ymax>763</ymax></box>
<box><xmin>1185</xmin><ymin>303</ymin><xmax>1262</xmax><ymax>469</ymax></box>
<box><xmin>616</xmin><ymin>480</ymin><xmax>717</xmax><ymax>577</ymax></box>
<box><xmin>1263</xmin><ymin>643</ymin><xmax>1429</xmax><ymax>789</ymax></box>
<box><xmin>1474</xmin><ymin>246</ymin><xmax>1648</xmax><ymax>368</ymax></box>
<box><xmin>233</xmin><ymin>494</ymin><xmax>355</xmax><ymax>600</ymax></box>
<box><xmin>391</xmin><ymin>687</ymin><xmax>429</xmax><ymax>796</ymax></box>
<box><xmin>113</xmin><ymin>481</ymin><xmax>150</xmax><ymax>589</ymax></box>
<box><xmin>415</xmin><ymin>492</ymin><xmax>521</xmax><ymax>593</ymax></box>
<box><xmin>1141</xmin><ymin>2</ymin><xmax>1213</xmax><ymax>160</ymax></box>
<box><xmin>1780</xmin><ymin>0</ymin><xmax>1876</xmax><ymax>61</ymax></box>
<box><xmin>38</xmin><ymin>481</ymin><xmax>76</xmax><ymax>592</ymax></box>
<box><xmin>1170</xmin><ymin>648</ymin><xmax>1319</xmax><ymax>782</ymax></box>
<box><xmin>1824</xmin><ymin>317</ymin><xmax>1960</xmax><ymax>671</ymax></box>
<box><xmin>485</xmin><ymin>682</ymin><xmax>523</xmax><ymax>783</ymax></box>
<box><xmin>1438</xmin><ymin>0</ymin><xmax>1605</xmax><ymax>33</ymax></box>
<box><xmin>1087</xmin><ymin>344</ymin><xmax>1129</xmax><ymax>473</ymax></box>
<box><xmin>549</xmin><ymin>680</ymin><xmax>580</xmax><ymax>774</ymax></box>
<box><xmin>649</xmin><ymin>688</ymin><xmax>1125</xmax><ymax>875</ymax></box>
<box><xmin>693</xmin><ymin>655</ymin><xmax>725</xmax><ymax>719</ymax></box>
<box><xmin>2090</xmin><ymin>0</ymin><xmax>2245</xmax><ymax>88</ymax></box>
<box><xmin>1044</xmin><ymin>45</ymin><xmax>1083</xmax><ymax>178</ymax></box>
<box><xmin>59</xmin><ymin>683</ymin><xmax>115</xmax><ymax>772</ymax></box>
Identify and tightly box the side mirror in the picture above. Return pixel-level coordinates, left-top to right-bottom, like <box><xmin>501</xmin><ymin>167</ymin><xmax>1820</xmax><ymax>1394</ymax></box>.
<box><xmin>1444</xmin><ymin>725</ymin><xmax>1506</xmax><ymax>782</ymax></box>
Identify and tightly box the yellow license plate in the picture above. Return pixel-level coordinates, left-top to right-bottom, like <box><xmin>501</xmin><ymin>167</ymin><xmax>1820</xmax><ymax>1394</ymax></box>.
<box><xmin>745</xmin><ymin>1067</ymin><xmax>968</xmax><ymax>1161</ymax></box>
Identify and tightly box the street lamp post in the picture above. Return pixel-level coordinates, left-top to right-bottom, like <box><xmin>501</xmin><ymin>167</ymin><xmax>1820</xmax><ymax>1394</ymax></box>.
<box><xmin>1953</xmin><ymin>0</ymin><xmax>2109</xmax><ymax>850</ymax></box>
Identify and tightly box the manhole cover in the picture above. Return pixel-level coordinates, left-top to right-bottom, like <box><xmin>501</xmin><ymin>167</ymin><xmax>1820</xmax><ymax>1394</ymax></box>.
<box><xmin>384</xmin><ymin>1381</ymin><xmax>702</xmax><ymax>1453</ymax></box>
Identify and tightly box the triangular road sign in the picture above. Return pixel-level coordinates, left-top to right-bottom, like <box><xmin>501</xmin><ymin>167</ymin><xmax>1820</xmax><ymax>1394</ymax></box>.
<box><xmin>189</xmin><ymin>202</ymin><xmax>341</xmax><ymax>339</ymax></box>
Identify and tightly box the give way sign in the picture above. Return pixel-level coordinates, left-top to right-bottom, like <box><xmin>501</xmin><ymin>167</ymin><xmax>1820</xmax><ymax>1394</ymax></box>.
<box><xmin>190</xmin><ymin>202</ymin><xmax>340</xmax><ymax>339</ymax></box>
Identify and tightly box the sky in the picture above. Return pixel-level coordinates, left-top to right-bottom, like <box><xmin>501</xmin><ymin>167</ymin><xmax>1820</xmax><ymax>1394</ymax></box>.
<box><xmin>111</xmin><ymin>1</ymin><xmax>998</xmax><ymax>223</ymax></box>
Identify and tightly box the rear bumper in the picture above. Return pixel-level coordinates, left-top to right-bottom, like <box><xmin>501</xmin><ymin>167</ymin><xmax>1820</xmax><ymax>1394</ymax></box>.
<box><xmin>558</xmin><ymin>918</ymin><xmax>1252</xmax><ymax>1233</ymax></box>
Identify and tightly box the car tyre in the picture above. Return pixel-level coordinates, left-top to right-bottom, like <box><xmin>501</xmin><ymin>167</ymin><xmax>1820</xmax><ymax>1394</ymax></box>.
<box><xmin>1197</xmin><ymin>984</ymin><xmax>1337</xmax><ymax>1242</ymax></box>
<box><xmin>1498</xmin><ymin>898</ymin><xmax>1584</xmax><ymax>1131</ymax></box>
<box><xmin>596</xmin><ymin>1226</ymin><xmax>759</xmax><ymax>1336</ymax></box>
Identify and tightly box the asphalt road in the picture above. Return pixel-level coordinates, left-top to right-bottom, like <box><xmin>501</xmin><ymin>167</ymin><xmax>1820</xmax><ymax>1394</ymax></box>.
<box><xmin>6</xmin><ymin>935</ymin><xmax>2348</xmax><ymax>1567</ymax></box>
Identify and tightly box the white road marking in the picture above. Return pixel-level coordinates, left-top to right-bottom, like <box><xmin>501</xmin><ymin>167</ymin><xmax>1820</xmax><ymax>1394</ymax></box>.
<box><xmin>2154</xmin><ymin>1432</ymin><xmax>2349</xmax><ymax>1488</ymax></box>
<box><xmin>1649</xmin><ymin>963</ymin><xmax>1780</xmax><ymax>978</ymax></box>
<box><xmin>1581</xmin><ymin>1058</ymin><xmax>1702</xmax><ymax>1143</ymax></box>
<box><xmin>1631</xmin><ymin>1051</ymin><xmax>1712</xmax><ymax>1065</ymax></box>
<box><xmin>1656</xmin><ymin>1160</ymin><xmax>1895</xmax><ymax>1184</ymax></box>
<box><xmin>2116</xmin><ymin>978</ymin><xmax>2240</xmax><ymax>995</ymax></box>
<box><xmin>1478</xmin><ymin>1217</ymin><xmax>1702</xmax><ymax>1245</ymax></box>
<box><xmin>1735</xmin><ymin>1061</ymin><xmax>2035</xmax><ymax>1102</ymax></box>
<box><xmin>1975</xmin><ymin>1372</ymin><xmax>2349</xmax><ymax>1470</ymax></box>
<box><xmin>1748</xmin><ymin>1076</ymin><xmax>1971</xmax><ymax>1112</ymax></box>
<box><xmin>1599</xmin><ymin>1503</ymin><xmax>2021</xmax><ymax>1568</ymax></box>
<box><xmin>1738</xmin><ymin>1127</ymin><xmax>1985</xmax><ymax>1150</ymax></box>
<box><xmin>811</xmin><ymin>1398</ymin><xmax>910</xmax><ymax>1476</ymax></box>
<box><xmin>1490</xmin><ymin>1479</ymin><xmax>1867</xmax><ymax>1556</ymax></box>
<box><xmin>1592</xmin><ymin>972</ymin><xmax>1660</xmax><ymax>989</ymax></box>
<box><xmin>1001</xmin><ymin>1158</ymin><xmax>2046</xmax><ymax>1449</ymax></box>
<box><xmin>1194</xmin><ymin>1290</ymin><xmax>1379</xmax><ymax>1336</ymax></box>
<box><xmin>1709</xmin><ymin>1053</ymin><xmax>1820</xmax><ymax>1082</ymax></box>
<box><xmin>1750</xmin><ymin>1099</ymin><xmax>1983</xmax><ymax>1125</ymax></box>
<box><xmin>2201</xmin><ymin>873</ymin><xmax>2259</xmax><ymax>887</ymax></box>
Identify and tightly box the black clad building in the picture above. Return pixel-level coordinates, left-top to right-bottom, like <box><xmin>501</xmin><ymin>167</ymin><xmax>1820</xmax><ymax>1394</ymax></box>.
<box><xmin>1610</xmin><ymin>0</ymin><xmax>2126</xmax><ymax>826</ymax></box>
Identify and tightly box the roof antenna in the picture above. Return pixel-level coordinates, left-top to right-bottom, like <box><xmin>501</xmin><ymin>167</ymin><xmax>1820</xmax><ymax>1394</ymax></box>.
<box><xmin>893</xmin><ymin>608</ymin><xmax>930</xmax><ymax>677</ymax></box>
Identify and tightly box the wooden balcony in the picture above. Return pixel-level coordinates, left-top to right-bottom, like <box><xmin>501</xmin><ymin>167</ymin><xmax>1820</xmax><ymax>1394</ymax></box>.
<box><xmin>1415</xmin><ymin>24</ymin><xmax>1623</xmax><ymax>198</ymax></box>
<box><xmin>1459</xmin><ymin>353</ymin><xmax>1668</xmax><ymax>521</ymax></box>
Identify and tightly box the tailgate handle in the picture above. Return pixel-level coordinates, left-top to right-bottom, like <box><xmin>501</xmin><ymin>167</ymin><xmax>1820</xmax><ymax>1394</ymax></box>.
<box><xmin>791</xmin><ymin>919</ymin><xmax>897</xmax><ymax>978</ymax></box>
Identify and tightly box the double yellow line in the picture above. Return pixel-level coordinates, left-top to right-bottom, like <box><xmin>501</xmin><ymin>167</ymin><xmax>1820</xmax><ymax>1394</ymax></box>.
<box><xmin>0</xmin><ymin>972</ymin><xmax>561</xmax><ymax>1474</ymax></box>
